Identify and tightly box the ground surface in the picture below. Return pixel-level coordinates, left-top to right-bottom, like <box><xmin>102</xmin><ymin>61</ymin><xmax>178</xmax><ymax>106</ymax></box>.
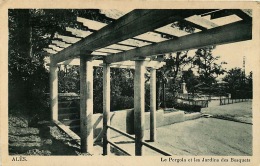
<box><xmin>9</xmin><ymin>101</ymin><xmax>252</xmax><ymax>156</ymax></box>
<box><xmin>201</xmin><ymin>101</ymin><xmax>252</xmax><ymax>124</ymax></box>
<box><xmin>111</xmin><ymin>101</ymin><xmax>252</xmax><ymax>156</ymax></box>
<box><xmin>8</xmin><ymin>114</ymin><xmax>84</xmax><ymax>155</ymax></box>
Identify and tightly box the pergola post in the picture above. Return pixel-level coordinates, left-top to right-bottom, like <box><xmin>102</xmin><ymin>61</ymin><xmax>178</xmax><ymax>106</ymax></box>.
<box><xmin>50</xmin><ymin>60</ymin><xmax>58</xmax><ymax>121</ymax></box>
<box><xmin>80</xmin><ymin>55</ymin><xmax>93</xmax><ymax>153</ymax></box>
<box><xmin>134</xmin><ymin>60</ymin><xmax>145</xmax><ymax>156</ymax></box>
<box><xmin>150</xmin><ymin>68</ymin><xmax>156</xmax><ymax>142</ymax></box>
<box><xmin>103</xmin><ymin>63</ymin><xmax>110</xmax><ymax>155</ymax></box>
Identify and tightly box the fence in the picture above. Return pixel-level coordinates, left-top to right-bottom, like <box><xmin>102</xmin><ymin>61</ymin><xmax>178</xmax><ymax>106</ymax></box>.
<box><xmin>220</xmin><ymin>98</ymin><xmax>251</xmax><ymax>105</ymax></box>
<box><xmin>177</xmin><ymin>98</ymin><xmax>209</xmax><ymax>108</ymax></box>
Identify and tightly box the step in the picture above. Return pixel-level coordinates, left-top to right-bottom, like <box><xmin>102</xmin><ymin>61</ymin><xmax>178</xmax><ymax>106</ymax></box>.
<box><xmin>58</xmin><ymin>113</ymin><xmax>79</xmax><ymax>120</ymax></box>
<box><xmin>58</xmin><ymin>107</ymin><xmax>78</xmax><ymax>114</ymax></box>
<box><xmin>60</xmin><ymin>119</ymin><xmax>80</xmax><ymax>126</ymax></box>
<box><xmin>59</xmin><ymin>101</ymin><xmax>78</xmax><ymax>108</ymax></box>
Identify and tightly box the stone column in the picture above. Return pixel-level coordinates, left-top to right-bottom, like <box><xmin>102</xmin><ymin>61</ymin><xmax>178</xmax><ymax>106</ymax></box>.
<box><xmin>150</xmin><ymin>68</ymin><xmax>156</xmax><ymax>142</ymax></box>
<box><xmin>50</xmin><ymin>61</ymin><xmax>58</xmax><ymax>121</ymax></box>
<box><xmin>103</xmin><ymin>63</ymin><xmax>111</xmax><ymax>155</ymax></box>
<box><xmin>80</xmin><ymin>55</ymin><xmax>93</xmax><ymax>153</ymax></box>
<box><xmin>134</xmin><ymin>60</ymin><xmax>145</xmax><ymax>156</ymax></box>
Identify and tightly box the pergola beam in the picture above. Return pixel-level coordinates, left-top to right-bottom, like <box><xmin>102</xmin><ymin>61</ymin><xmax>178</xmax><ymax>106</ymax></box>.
<box><xmin>185</xmin><ymin>15</ymin><xmax>218</xmax><ymax>29</ymax></box>
<box><xmin>52</xmin><ymin>9</ymin><xmax>215</xmax><ymax>64</ymax></box>
<box><xmin>57</xmin><ymin>59</ymin><xmax>165</xmax><ymax>69</ymax></box>
<box><xmin>105</xmin><ymin>20</ymin><xmax>252</xmax><ymax>63</ymax></box>
<box><xmin>52</xmin><ymin>40</ymin><xmax>71</xmax><ymax>48</ymax></box>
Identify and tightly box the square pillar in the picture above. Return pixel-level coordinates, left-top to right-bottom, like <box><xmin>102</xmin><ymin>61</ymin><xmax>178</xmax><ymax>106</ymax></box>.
<box><xmin>103</xmin><ymin>63</ymin><xmax>111</xmax><ymax>155</ymax></box>
<box><xmin>150</xmin><ymin>68</ymin><xmax>156</xmax><ymax>142</ymax></box>
<box><xmin>80</xmin><ymin>55</ymin><xmax>93</xmax><ymax>153</ymax></box>
<box><xmin>50</xmin><ymin>60</ymin><xmax>58</xmax><ymax>121</ymax></box>
<box><xmin>134</xmin><ymin>60</ymin><xmax>145</xmax><ymax>156</ymax></box>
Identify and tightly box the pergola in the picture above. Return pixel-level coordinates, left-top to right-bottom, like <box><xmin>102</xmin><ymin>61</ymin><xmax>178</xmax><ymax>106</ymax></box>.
<box><xmin>47</xmin><ymin>9</ymin><xmax>252</xmax><ymax>156</ymax></box>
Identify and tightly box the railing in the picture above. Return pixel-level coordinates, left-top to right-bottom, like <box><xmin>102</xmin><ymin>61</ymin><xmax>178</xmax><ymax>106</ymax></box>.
<box><xmin>220</xmin><ymin>98</ymin><xmax>250</xmax><ymax>105</ymax></box>
<box><xmin>107</xmin><ymin>125</ymin><xmax>172</xmax><ymax>156</ymax></box>
<box><xmin>177</xmin><ymin>98</ymin><xmax>209</xmax><ymax>108</ymax></box>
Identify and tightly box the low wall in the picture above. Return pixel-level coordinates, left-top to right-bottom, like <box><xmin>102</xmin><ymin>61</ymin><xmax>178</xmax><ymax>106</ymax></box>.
<box><xmin>92</xmin><ymin>108</ymin><xmax>201</xmax><ymax>142</ymax></box>
<box><xmin>184</xmin><ymin>112</ymin><xmax>201</xmax><ymax>121</ymax></box>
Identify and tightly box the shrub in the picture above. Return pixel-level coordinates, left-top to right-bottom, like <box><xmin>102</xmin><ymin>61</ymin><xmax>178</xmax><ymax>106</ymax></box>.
<box><xmin>173</xmin><ymin>103</ymin><xmax>202</xmax><ymax>112</ymax></box>
<box><xmin>111</xmin><ymin>95</ymin><xmax>134</xmax><ymax>111</ymax></box>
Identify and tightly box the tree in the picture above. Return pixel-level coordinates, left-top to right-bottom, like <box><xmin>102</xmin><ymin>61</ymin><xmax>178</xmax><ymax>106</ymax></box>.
<box><xmin>193</xmin><ymin>46</ymin><xmax>226</xmax><ymax>85</ymax></box>
<box><xmin>223</xmin><ymin>67</ymin><xmax>252</xmax><ymax>98</ymax></box>
<box><xmin>153</xmin><ymin>20</ymin><xmax>196</xmax><ymax>108</ymax></box>
<box><xmin>223</xmin><ymin>67</ymin><xmax>243</xmax><ymax>92</ymax></box>
<box><xmin>182</xmin><ymin>69</ymin><xmax>199</xmax><ymax>93</ymax></box>
<box><xmin>9</xmin><ymin>9</ymin><xmax>49</xmax><ymax>116</ymax></box>
<box><xmin>246</xmin><ymin>71</ymin><xmax>253</xmax><ymax>91</ymax></box>
<box><xmin>8</xmin><ymin>9</ymin><xmax>113</xmax><ymax>117</ymax></box>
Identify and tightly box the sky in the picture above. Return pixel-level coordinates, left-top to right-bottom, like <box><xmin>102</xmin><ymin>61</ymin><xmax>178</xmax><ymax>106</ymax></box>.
<box><xmin>184</xmin><ymin>39</ymin><xmax>255</xmax><ymax>80</ymax></box>
<box><xmin>213</xmin><ymin>40</ymin><xmax>255</xmax><ymax>76</ymax></box>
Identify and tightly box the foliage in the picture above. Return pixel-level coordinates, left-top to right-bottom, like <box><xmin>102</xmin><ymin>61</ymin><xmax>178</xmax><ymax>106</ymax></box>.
<box><xmin>223</xmin><ymin>68</ymin><xmax>252</xmax><ymax>98</ymax></box>
<box><xmin>182</xmin><ymin>69</ymin><xmax>199</xmax><ymax>92</ymax></box>
<box><xmin>58</xmin><ymin>65</ymin><xmax>80</xmax><ymax>93</ymax></box>
<box><xmin>8</xmin><ymin>9</ymin><xmax>113</xmax><ymax>118</ymax></box>
<box><xmin>193</xmin><ymin>46</ymin><xmax>226</xmax><ymax>85</ymax></box>
<box><xmin>111</xmin><ymin>96</ymin><xmax>134</xmax><ymax>111</ymax></box>
<box><xmin>173</xmin><ymin>103</ymin><xmax>202</xmax><ymax>112</ymax></box>
<box><xmin>9</xmin><ymin>9</ymin><xmax>49</xmax><ymax>117</ymax></box>
<box><xmin>153</xmin><ymin>20</ymin><xmax>196</xmax><ymax>108</ymax></box>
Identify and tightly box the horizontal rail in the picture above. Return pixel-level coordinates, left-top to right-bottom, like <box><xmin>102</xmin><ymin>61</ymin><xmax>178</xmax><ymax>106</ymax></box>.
<box><xmin>142</xmin><ymin>141</ymin><xmax>172</xmax><ymax>156</ymax></box>
<box><xmin>107</xmin><ymin>140</ymin><xmax>131</xmax><ymax>156</ymax></box>
<box><xmin>53</xmin><ymin>120</ymin><xmax>81</xmax><ymax>145</ymax></box>
<box><xmin>108</xmin><ymin>125</ymin><xmax>172</xmax><ymax>156</ymax></box>
<box><xmin>107</xmin><ymin>126</ymin><xmax>135</xmax><ymax>140</ymax></box>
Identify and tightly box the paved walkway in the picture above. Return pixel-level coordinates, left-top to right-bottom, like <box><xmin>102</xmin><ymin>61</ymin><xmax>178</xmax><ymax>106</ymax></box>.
<box><xmin>108</xmin><ymin>102</ymin><xmax>252</xmax><ymax>156</ymax></box>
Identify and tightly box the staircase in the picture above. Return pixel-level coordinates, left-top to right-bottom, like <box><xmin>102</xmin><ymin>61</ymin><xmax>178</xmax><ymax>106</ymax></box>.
<box><xmin>58</xmin><ymin>99</ymin><xmax>80</xmax><ymax>136</ymax></box>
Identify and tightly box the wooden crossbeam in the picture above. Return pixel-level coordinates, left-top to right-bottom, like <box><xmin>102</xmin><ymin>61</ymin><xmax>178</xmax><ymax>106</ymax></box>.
<box><xmin>57</xmin><ymin>58</ymin><xmax>165</xmax><ymax>69</ymax></box>
<box><xmin>55</xmin><ymin>33</ymin><xmax>81</xmax><ymax>43</ymax></box>
<box><xmin>52</xmin><ymin>9</ymin><xmax>215</xmax><ymax>64</ymax></box>
<box><xmin>78</xmin><ymin>17</ymin><xmax>156</xmax><ymax>46</ymax></box>
<box><xmin>116</xmin><ymin>43</ymin><xmax>138</xmax><ymax>48</ymax></box>
<box><xmin>105</xmin><ymin>44</ymin><xmax>136</xmax><ymax>51</ymax></box>
<box><xmin>77</xmin><ymin>17</ymin><xmax>107</xmax><ymax>30</ymax></box>
<box><xmin>91</xmin><ymin>52</ymin><xmax>108</xmax><ymax>56</ymax></box>
<box><xmin>185</xmin><ymin>15</ymin><xmax>218</xmax><ymax>29</ymax></box>
<box><xmin>66</xmin><ymin>27</ymin><xmax>93</xmax><ymax>38</ymax></box>
<box><xmin>43</xmin><ymin>48</ymin><xmax>57</xmax><ymax>54</ymax></box>
<box><xmin>181</xmin><ymin>20</ymin><xmax>207</xmax><ymax>31</ymax></box>
<box><xmin>203</xmin><ymin>9</ymin><xmax>251</xmax><ymax>22</ymax></box>
<box><xmin>110</xmin><ymin>61</ymin><xmax>165</xmax><ymax>69</ymax></box>
<box><xmin>96</xmin><ymin>48</ymin><xmax>122</xmax><ymax>54</ymax></box>
<box><xmin>52</xmin><ymin>38</ymin><xmax>74</xmax><ymax>45</ymax></box>
<box><xmin>119</xmin><ymin>38</ymin><xmax>151</xmax><ymax>47</ymax></box>
<box><xmin>52</xmin><ymin>40</ymin><xmax>71</xmax><ymax>48</ymax></box>
<box><xmin>232</xmin><ymin>9</ymin><xmax>252</xmax><ymax>22</ymax></box>
<box><xmin>100</xmin><ymin>9</ymin><xmax>132</xmax><ymax>20</ymax></box>
<box><xmin>105</xmin><ymin>20</ymin><xmax>252</xmax><ymax>63</ymax></box>
<box><xmin>131</xmin><ymin>37</ymin><xmax>156</xmax><ymax>44</ymax></box>
<box><xmin>49</xmin><ymin>45</ymin><xmax>63</xmax><ymax>52</ymax></box>
<box><xmin>134</xmin><ymin>32</ymin><xmax>168</xmax><ymax>42</ymax></box>
<box><xmin>155</xmin><ymin>23</ymin><xmax>190</xmax><ymax>37</ymax></box>
<box><xmin>209</xmin><ymin>9</ymin><xmax>233</xmax><ymax>20</ymax></box>
<box><xmin>152</xmin><ymin>30</ymin><xmax>178</xmax><ymax>39</ymax></box>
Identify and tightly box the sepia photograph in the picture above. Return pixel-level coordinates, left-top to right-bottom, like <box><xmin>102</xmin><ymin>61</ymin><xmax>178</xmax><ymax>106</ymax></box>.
<box><xmin>1</xmin><ymin>1</ymin><xmax>259</xmax><ymax>166</ymax></box>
